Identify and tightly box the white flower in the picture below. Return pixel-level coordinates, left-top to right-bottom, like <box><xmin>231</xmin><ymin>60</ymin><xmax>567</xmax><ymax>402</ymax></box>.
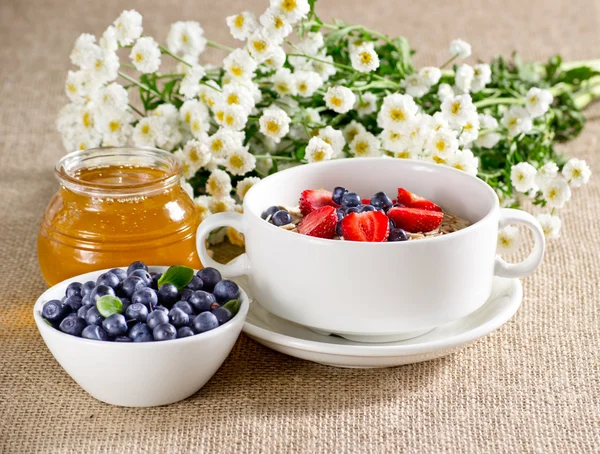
<box><xmin>471</xmin><ymin>64</ymin><xmax>492</xmax><ymax>92</ymax></box>
<box><xmin>223</xmin><ymin>81</ymin><xmax>255</xmax><ymax>113</ymax></box>
<box><xmin>380</xmin><ymin>128</ymin><xmax>404</xmax><ymax>153</ymax></box>
<box><xmin>305</xmin><ymin>137</ymin><xmax>333</xmax><ymax>163</ymax></box>
<box><xmin>354</xmin><ymin>92</ymin><xmax>377</xmax><ymax>117</ymax></box>
<box><xmin>84</xmin><ymin>48</ymin><xmax>119</xmax><ymax>84</ymax></box>
<box><xmin>437</xmin><ymin>83</ymin><xmax>455</xmax><ymax>102</ymax></box>
<box><xmin>226</xmin><ymin>12</ymin><xmax>258</xmax><ymax>41</ymax></box>
<box><xmin>270</xmin><ymin>0</ymin><xmax>310</xmax><ymax>24</ymax></box>
<box><xmin>497</xmin><ymin>225</ymin><xmax>520</xmax><ymax>254</ymax></box>
<box><xmin>536</xmin><ymin>214</ymin><xmax>561</xmax><ymax>240</ymax></box>
<box><xmin>401</xmin><ymin>74</ymin><xmax>430</xmax><ymax>98</ymax></box>
<box><xmin>223</xmin><ymin>49</ymin><xmax>257</xmax><ymax>81</ymax></box>
<box><xmin>179</xmin><ymin>64</ymin><xmax>207</xmax><ymax>99</ymax></box>
<box><xmin>224</xmin><ymin>146</ymin><xmax>256</xmax><ymax>176</ymax></box>
<box><xmin>206</xmin><ymin>169</ymin><xmax>233</xmax><ymax>198</ymax></box>
<box><xmin>71</xmin><ymin>129</ymin><xmax>103</xmax><ymax>151</ymax></box>
<box><xmin>525</xmin><ymin>87</ymin><xmax>553</xmax><ymax>118</ymax></box>
<box><xmin>65</xmin><ymin>71</ymin><xmax>91</xmax><ymax>103</ymax></box>
<box><xmin>130</xmin><ymin>37</ymin><xmax>161</xmax><ymax>73</ymax></box>
<box><xmin>295</xmin><ymin>70</ymin><xmax>323</xmax><ymax>97</ymax></box>
<box><xmin>214</xmin><ymin>103</ymin><xmax>249</xmax><ymax>131</ymax></box>
<box><xmin>174</xmin><ymin>148</ymin><xmax>200</xmax><ymax>179</ymax></box>
<box><xmin>151</xmin><ymin>103</ymin><xmax>179</xmax><ymax>126</ymax></box>
<box><xmin>419</xmin><ymin>67</ymin><xmax>442</xmax><ymax>86</ymax></box>
<box><xmin>378</xmin><ymin>93</ymin><xmax>419</xmax><ymax>131</ymax></box>
<box><xmin>562</xmin><ymin>158</ymin><xmax>591</xmax><ymax>187</ymax></box>
<box><xmin>392</xmin><ymin>139</ymin><xmax>419</xmax><ymax>160</ymax></box>
<box><xmin>132</xmin><ymin>116</ymin><xmax>168</xmax><ymax>148</ymax></box>
<box><xmin>264</xmin><ymin>46</ymin><xmax>287</xmax><ymax>70</ymax></box>
<box><xmin>343</xmin><ymin>120</ymin><xmax>367</xmax><ymax>143</ymax></box>
<box><xmin>449</xmin><ymin>39</ymin><xmax>471</xmax><ymax>58</ymax></box>
<box><xmin>188</xmin><ymin>112</ymin><xmax>209</xmax><ymax>140</ymax></box>
<box><xmin>260</xmin><ymin>9</ymin><xmax>293</xmax><ymax>43</ymax></box>
<box><xmin>476</xmin><ymin>132</ymin><xmax>501</xmax><ymax>149</ymax></box>
<box><xmin>311</xmin><ymin>53</ymin><xmax>337</xmax><ymax>81</ymax></box>
<box><xmin>206</xmin><ymin>129</ymin><xmax>243</xmax><ymax>159</ymax></box>
<box><xmin>167</xmin><ymin>21</ymin><xmax>206</xmax><ymax>59</ymax></box>
<box><xmin>510</xmin><ymin>162</ymin><xmax>538</xmax><ymax>193</ymax></box>
<box><xmin>183</xmin><ymin>139</ymin><xmax>211</xmax><ymax>168</ymax></box>
<box><xmin>198</xmin><ymin>80</ymin><xmax>222</xmax><ymax>109</ymax></box>
<box><xmin>455</xmin><ymin>64</ymin><xmax>474</xmax><ymax>93</ymax></box>
<box><xmin>259</xmin><ymin>106</ymin><xmax>291</xmax><ymax>143</ymax></box>
<box><xmin>99</xmin><ymin>26</ymin><xmax>118</xmax><ymax>53</ymax></box>
<box><xmin>459</xmin><ymin>116</ymin><xmax>480</xmax><ymax>146</ymax></box>
<box><xmin>318</xmin><ymin>126</ymin><xmax>345</xmax><ymax>156</ymax></box>
<box><xmin>502</xmin><ymin>106</ymin><xmax>533</xmax><ymax>137</ymax></box>
<box><xmin>426</xmin><ymin>128</ymin><xmax>459</xmax><ymax>160</ymax></box>
<box><xmin>441</xmin><ymin>94</ymin><xmax>477</xmax><ymax>128</ymax></box>
<box><xmin>236</xmin><ymin>176</ymin><xmax>261</xmax><ymax>201</ymax></box>
<box><xmin>349</xmin><ymin>131</ymin><xmax>381</xmax><ymax>157</ymax></box>
<box><xmin>271</xmin><ymin>68</ymin><xmax>297</xmax><ymax>96</ymax></box>
<box><xmin>180</xmin><ymin>99</ymin><xmax>209</xmax><ymax>126</ymax></box>
<box><xmin>296</xmin><ymin>32</ymin><xmax>324</xmax><ymax>55</ymax></box>
<box><xmin>247</xmin><ymin>28</ymin><xmax>275</xmax><ymax>63</ymax></box>
<box><xmin>542</xmin><ymin>178</ymin><xmax>572</xmax><ymax>208</ymax></box>
<box><xmin>448</xmin><ymin>148</ymin><xmax>478</xmax><ymax>175</ymax></box>
<box><xmin>324</xmin><ymin>86</ymin><xmax>355</xmax><ymax>114</ymax></box>
<box><xmin>478</xmin><ymin>113</ymin><xmax>498</xmax><ymax>129</ymax></box>
<box><xmin>350</xmin><ymin>45</ymin><xmax>380</xmax><ymax>73</ymax></box>
<box><xmin>113</xmin><ymin>10</ymin><xmax>143</xmax><ymax>46</ymax></box>
<box><xmin>535</xmin><ymin>162</ymin><xmax>559</xmax><ymax>188</ymax></box>
<box><xmin>209</xmin><ymin>195</ymin><xmax>238</xmax><ymax>213</ymax></box>
<box><xmin>70</xmin><ymin>34</ymin><xmax>98</xmax><ymax>68</ymax></box>
<box><xmin>97</xmin><ymin>109</ymin><xmax>134</xmax><ymax>146</ymax></box>
<box><xmin>95</xmin><ymin>83</ymin><xmax>129</xmax><ymax>112</ymax></box>
<box><xmin>75</xmin><ymin>103</ymin><xmax>96</xmax><ymax>132</ymax></box>
<box><xmin>194</xmin><ymin>195</ymin><xmax>213</xmax><ymax>222</ymax></box>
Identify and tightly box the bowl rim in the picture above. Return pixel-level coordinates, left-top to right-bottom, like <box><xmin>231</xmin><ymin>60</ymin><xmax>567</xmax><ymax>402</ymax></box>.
<box><xmin>34</xmin><ymin>266</ymin><xmax>250</xmax><ymax>349</ymax></box>
<box><xmin>242</xmin><ymin>157</ymin><xmax>500</xmax><ymax>246</ymax></box>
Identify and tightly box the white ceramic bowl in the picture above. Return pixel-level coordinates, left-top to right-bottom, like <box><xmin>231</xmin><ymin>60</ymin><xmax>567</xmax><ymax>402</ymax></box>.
<box><xmin>34</xmin><ymin>266</ymin><xmax>249</xmax><ymax>407</ymax></box>
<box><xmin>196</xmin><ymin>158</ymin><xmax>544</xmax><ymax>343</ymax></box>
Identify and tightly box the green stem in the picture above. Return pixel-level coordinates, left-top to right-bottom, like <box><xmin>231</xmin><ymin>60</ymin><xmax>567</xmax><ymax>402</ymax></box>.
<box><xmin>206</xmin><ymin>40</ymin><xmax>235</xmax><ymax>52</ymax></box>
<box><xmin>474</xmin><ymin>97</ymin><xmax>524</xmax><ymax>108</ymax></box>
<box><xmin>159</xmin><ymin>45</ymin><xmax>192</xmax><ymax>67</ymax></box>
<box><xmin>155</xmin><ymin>73</ymin><xmax>185</xmax><ymax>79</ymax></box>
<box><xmin>120</xmin><ymin>62</ymin><xmax>137</xmax><ymax>70</ymax></box>
<box><xmin>128</xmin><ymin>103</ymin><xmax>144</xmax><ymax>116</ymax></box>
<box><xmin>440</xmin><ymin>55</ymin><xmax>457</xmax><ymax>69</ymax></box>
<box><xmin>118</xmin><ymin>71</ymin><xmax>166</xmax><ymax>101</ymax></box>
<box><xmin>253</xmin><ymin>154</ymin><xmax>297</xmax><ymax>161</ymax></box>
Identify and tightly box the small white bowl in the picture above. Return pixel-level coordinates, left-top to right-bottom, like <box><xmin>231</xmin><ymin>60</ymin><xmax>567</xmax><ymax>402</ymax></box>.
<box><xmin>33</xmin><ymin>266</ymin><xmax>249</xmax><ymax>407</ymax></box>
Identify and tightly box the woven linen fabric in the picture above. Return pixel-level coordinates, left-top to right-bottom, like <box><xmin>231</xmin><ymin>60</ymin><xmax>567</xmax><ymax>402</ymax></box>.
<box><xmin>1</xmin><ymin>0</ymin><xmax>599</xmax><ymax>452</ymax></box>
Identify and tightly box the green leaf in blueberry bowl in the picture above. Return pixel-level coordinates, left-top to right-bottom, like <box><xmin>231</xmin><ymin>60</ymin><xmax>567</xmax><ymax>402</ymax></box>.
<box><xmin>96</xmin><ymin>295</ymin><xmax>123</xmax><ymax>317</ymax></box>
<box><xmin>158</xmin><ymin>265</ymin><xmax>194</xmax><ymax>290</ymax></box>
<box><xmin>222</xmin><ymin>299</ymin><xmax>240</xmax><ymax>316</ymax></box>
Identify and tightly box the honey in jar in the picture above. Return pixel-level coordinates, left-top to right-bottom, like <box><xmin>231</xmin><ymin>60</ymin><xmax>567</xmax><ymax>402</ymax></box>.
<box><xmin>38</xmin><ymin>147</ymin><xmax>201</xmax><ymax>285</ymax></box>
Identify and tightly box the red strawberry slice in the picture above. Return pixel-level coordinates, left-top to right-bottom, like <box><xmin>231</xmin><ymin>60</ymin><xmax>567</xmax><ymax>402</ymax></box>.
<box><xmin>397</xmin><ymin>188</ymin><xmax>442</xmax><ymax>212</ymax></box>
<box><xmin>387</xmin><ymin>207</ymin><xmax>444</xmax><ymax>233</ymax></box>
<box><xmin>341</xmin><ymin>211</ymin><xmax>390</xmax><ymax>242</ymax></box>
<box><xmin>361</xmin><ymin>198</ymin><xmax>371</xmax><ymax>205</ymax></box>
<box><xmin>297</xmin><ymin>206</ymin><xmax>337</xmax><ymax>239</ymax></box>
<box><xmin>299</xmin><ymin>189</ymin><xmax>339</xmax><ymax>216</ymax></box>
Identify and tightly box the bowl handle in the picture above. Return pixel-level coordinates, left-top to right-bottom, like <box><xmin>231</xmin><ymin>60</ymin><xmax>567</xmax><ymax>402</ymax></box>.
<box><xmin>494</xmin><ymin>208</ymin><xmax>546</xmax><ymax>278</ymax></box>
<box><xmin>196</xmin><ymin>213</ymin><xmax>251</xmax><ymax>278</ymax></box>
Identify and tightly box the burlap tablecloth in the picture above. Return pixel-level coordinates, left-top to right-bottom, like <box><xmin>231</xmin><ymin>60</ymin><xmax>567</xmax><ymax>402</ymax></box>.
<box><xmin>1</xmin><ymin>0</ymin><xmax>599</xmax><ymax>452</ymax></box>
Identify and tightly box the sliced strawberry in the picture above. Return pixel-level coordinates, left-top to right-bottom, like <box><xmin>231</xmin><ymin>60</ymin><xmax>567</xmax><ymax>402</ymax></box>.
<box><xmin>299</xmin><ymin>189</ymin><xmax>339</xmax><ymax>216</ymax></box>
<box><xmin>387</xmin><ymin>207</ymin><xmax>444</xmax><ymax>233</ymax></box>
<box><xmin>397</xmin><ymin>188</ymin><xmax>442</xmax><ymax>212</ymax></box>
<box><xmin>341</xmin><ymin>211</ymin><xmax>390</xmax><ymax>242</ymax></box>
<box><xmin>297</xmin><ymin>206</ymin><xmax>337</xmax><ymax>239</ymax></box>
<box><xmin>361</xmin><ymin>198</ymin><xmax>371</xmax><ymax>205</ymax></box>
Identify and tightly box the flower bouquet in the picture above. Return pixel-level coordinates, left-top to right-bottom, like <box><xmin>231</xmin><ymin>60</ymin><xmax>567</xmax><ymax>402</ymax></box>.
<box><xmin>57</xmin><ymin>0</ymin><xmax>596</xmax><ymax>251</ymax></box>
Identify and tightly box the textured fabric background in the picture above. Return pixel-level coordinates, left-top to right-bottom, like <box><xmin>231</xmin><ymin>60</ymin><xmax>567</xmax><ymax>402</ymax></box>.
<box><xmin>0</xmin><ymin>0</ymin><xmax>599</xmax><ymax>452</ymax></box>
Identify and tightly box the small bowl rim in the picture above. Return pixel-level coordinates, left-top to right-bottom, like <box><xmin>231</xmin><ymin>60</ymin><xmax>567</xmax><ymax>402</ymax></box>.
<box><xmin>34</xmin><ymin>266</ymin><xmax>250</xmax><ymax>349</ymax></box>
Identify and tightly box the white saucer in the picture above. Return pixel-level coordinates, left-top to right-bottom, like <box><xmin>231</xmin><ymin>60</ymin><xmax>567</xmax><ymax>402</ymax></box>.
<box><xmin>240</xmin><ymin>277</ymin><xmax>522</xmax><ymax>368</ymax></box>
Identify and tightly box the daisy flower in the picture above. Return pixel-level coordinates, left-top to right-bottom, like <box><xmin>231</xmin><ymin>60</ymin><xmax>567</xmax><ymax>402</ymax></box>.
<box><xmin>179</xmin><ymin>64</ymin><xmax>207</xmax><ymax>99</ymax></box>
<box><xmin>295</xmin><ymin>70</ymin><xmax>323</xmax><ymax>97</ymax></box>
<box><xmin>454</xmin><ymin>64</ymin><xmax>474</xmax><ymax>93</ymax></box>
<box><xmin>264</xmin><ymin>46</ymin><xmax>287</xmax><ymax>70</ymax></box>
<box><xmin>224</xmin><ymin>146</ymin><xmax>257</xmax><ymax>176</ymax></box>
<box><xmin>476</xmin><ymin>114</ymin><xmax>501</xmax><ymax>148</ymax></box>
<box><xmin>247</xmin><ymin>28</ymin><xmax>275</xmax><ymax>63</ymax></box>
<box><xmin>510</xmin><ymin>162</ymin><xmax>538</xmax><ymax>193</ymax></box>
<box><xmin>194</xmin><ymin>195</ymin><xmax>213</xmax><ymax>222</ymax></box>
<box><xmin>223</xmin><ymin>49</ymin><xmax>257</xmax><ymax>81</ymax></box>
<box><xmin>206</xmin><ymin>169</ymin><xmax>233</xmax><ymax>199</ymax></box>
<box><xmin>325</xmin><ymin>86</ymin><xmax>355</xmax><ymax>114</ymax></box>
<box><xmin>497</xmin><ymin>225</ymin><xmax>520</xmax><ymax>254</ymax></box>
<box><xmin>535</xmin><ymin>162</ymin><xmax>559</xmax><ymax>188</ymax></box>
<box><xmin>99</xmin><ymin>26</ymin><xmax>118</xmax><ymax>53</ymax></box>
<box><xmin>350</xmin><ymin>45</ymin><xmax>380</xmax><ymax>73</ymax></box>
<box><xmin>318</xmin><ymin>126</ymin><xmax>345</xmax><ymax>156</ymax></box>
<box><xmin>271</xmin><ymin>68</ymin><xmax>297</xmax><ymax>97</ymax></box>
<box><xmin>448</xmin><ymin>149</ymin><xmax>479</xmax><ymax>176</ymax></box>
<box><xmin>214</xmin><ymin>103</ymin><xmax>249</xmax><ymax>131</ymax></box>
<box><xmin>426</xmin><ymin>128</ymin><xmax>459</xmax><ymax>161</ymax></box>
<box><xmin>86</xmin><ymin>49</ymin><xmax>119</xmax><ymax>85</ymax></box>
<box><xmin>471</xmin><ymin>64</ymin><xmax>492</xmax><ymax>92</ymax></box>
<box><xmin>441</xmin><ymin>94</ymin><xmax>477</xmax><ymax>128</ymax></box>
<box><xmin>542</xmin><ymin>178</ymin><xmax>572</xmax><ymax>208</ymax></box>
<box><xmin>311</xmin><ymin>53</ymin><xmax>337</xmax><ymax>81</ymax></box>
<box><xmin>377</xmin><ymin>93</ymin><xmax>418</xmax><ymax>131</ymax></box>
<box><xmin>401</xmin><ymin>74</ymin><xmax>430</xmax><ymax>98</ymax></box>
<box><xmin>72</xmin><ymin>130</ymin><xmax>103</xmax><ymax>151</ymax></box>
<box><xmin>223</xmin><ymin>82</ymin><xmax>255</xmax><ymax>113</ymax></box>
<box><xmin>260</xmin><ymin>9</ymin><xmax>293</xmax><ymax>43</ymax></box>
<box><xmin>180</xmin><ymin>99</ymin><xmax>209</xmax><ymax>126</ymax></box>
<box><xmin>305</xmin><ymin>136</ymin><xmax>333</xmax><ymax>163</ymax></box>
<box><xmin>419</xmin><ymin>67</ymin><xmax>442</xmax><ymax>86</ymax></box>
<box><xmin>167</xmin><ymin>21</ymin><xmax>206</xmax><ymax>58</ymax></box>
<box><xmin>183</xmin><ymin>139</ymin><xmax>211</xmax><ymax>168</ymax></box>
<box><xmin>459</xmin><ymin>116</ymin><xmax>480</xmax><ymax>146</ymax></box>
<box><xmin>270</xmin><ymin>0</ymin><xmax>310</xmax><ymax>24</ymax></box>
<box><xmin>94</xmin><ymin>83</ymin><xmax>129</xmax><ymax>112</ymax></box>
<box><xmin>502</xmin><ymin>106</ymin><xmax>533</xmax><ymax>137</ymax></box>
<box><xmin>259</xmin><ymin>106</ymin><xmax>291</xmax><ymax>143</ymax></box>
<box><xmin>132</xmin><ymin>117</ymin><xmax>168</xmax><ymax>148</ymax></box>
<box><xmin>97</xmin><ymin>110</ymin><xmax>134</xmax><ymax>146</ymax></box>
<box><xmin>206</xmin><ymin>128</ymin><xmax>244</xmax><ymax>159</ymax></box>
<box><xmin>70</xmin><ymin>34</ymin><xmax>97</xmax><ymax>68</ymax></box>
<box><xmin>236</xmin><ymin>176</ymin><xmax>261</xmax><ymax>201</ymax></box>
<box><xmin>525</xmin><ymin>87</ymin><xmax>554</xmax><ymax>118</ymax></box>
<box><xmin>343</xmin><ymin>120</ymin><xmax>367</xmax><ymax>143</ymax></box>
<box><xmin>198</xmin><ymin>80</ymin><xmax>222</xmax><ymax>108</ymax></box>
<box><xmin>301</xmin><ymin>107</ymin><xmax>322</xmax><ymax>126</ymax></box>
<box><xmin>297</xmin><ymin>32</ymin><xmax>324</xmax><ymax>55</ymax></box>
<box><xmin>174</xmin><ymin>148</ymin><xmax>201</xmax><ymax>180</ymax></box>
<box><xmin>349</xmin><ymin>131</ymin><xmax>381</xmax><ymax>158</ymax></box>
<box><xmin>437</xmin><ymin>83</ymin><xmax>455</xmax><ymax>102</ymax></box>
<box><xmin>151</xmin><ymin>103</ymin><xmax>179</xmax><ymax>130</ymax></box>
<box><xmin>209</xmin><ymin>195</ymin><xmax>237</xmax><ymax>213</ymax></box>
<box><xmin>380</xmin><ymin>128</ymin><xmax>404</xmax><ymax>153</ymax></box>
<box><xmin>449</xmin><ymin>38</ymin><xmax>472</xmax><ymax>58</ymax></box>
<box><xmin>130</xmin><ymin>37</ymin><xmax>161</xmax><ymax>73</ymax></box>
<box><xmin>113</xmin><ymin>10</ymin><xmax>143</xmax><ymax>46</ymax></box>
<box><xmin>536</xmin><ymin>214</ymin><xmax>562</xmax><ymax>240</ymax></box>
<box><xmin>355</xmin><ymin>92</ymin><xmax>377</xmax><ymax>117</ymax></box>
<box><xmin>76</xmin><ymin>103</ymin><xmax>95</xmax><ymax>132</ymax></box>
<box><xmin>562</xmin><ymin>158</ymin><xmax>591</xmax><ymax>187</ymax></box>
<box><xmin>226</xmin><ymin>12</ymin><xmax>258</xmax><ymax>41</ymax></box>
<box><xmin>65</xmin><ymin>71</ymin><xmax>91</xmax><ymax>103</ymax></box>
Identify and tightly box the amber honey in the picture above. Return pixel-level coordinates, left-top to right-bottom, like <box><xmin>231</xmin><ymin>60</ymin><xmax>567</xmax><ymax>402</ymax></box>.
<box><xmin>38</xmin><ymin>148</ymin><xmax>201</xmax><ymax>285</ymax></box>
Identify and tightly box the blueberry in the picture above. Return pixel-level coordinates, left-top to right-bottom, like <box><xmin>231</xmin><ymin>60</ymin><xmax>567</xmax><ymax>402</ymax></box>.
<box><xmin>127</xmin><ymin>261</ymin><xmax>148</xmax><ymax>276</ymax></box>
<box><xmin>180</xmin><ymin>288</ymin><xmax>194</xmax><ymax>301</ymax></box>
<box><xmin>85</xmin><ymin>306</ymin><xmax>103</xmax><ymax>326</ymax></box>
<box><xmin>389</xmin><ymin>218</ymin><xmax>396</xmax><ymax>230</ymax></box>
<box><xmin>109</xmin><ymin>268</ymin><xmax>127</xmax><ymax>281</ymax></box>
<box><xmin>346</xmin><ymin>207</ymin><xmax>359</xmax><ymax>214</ymax></box>
<box><xmin>196</xmin><ymin>267</ymin><xmax>222</xmax><ymax>291</ymax></box>
<box><xmin>332</xmin><ymin>186</ymin><xmax>348</xmax><ymax>205</ymax></box>
<box><xmin>157</xmin><ymin>283</ymin><xmax>179</xmax><ymax>307</ymax></box>
<box><xmin>121</xmin><ymin>276</ymin><xmax>146</xmax><ymax>298</ymax></box>
<box><xmin>153</xmin><ymin>323</ymin><xmax>177</xmax><ymax>341</ymax></box>
<box><xmin>77</xmin><ymin>303</ymin><xmax>94</xmax><ymax>319</ymax></box>
<box><xmin>129</xmin><ymin>269</ymin><xmax>152</xmax><ymax>286</ymax></box>
<box><xmin>59</xmin><ymin>316</ymin><xmax>87</xmax><ymax>337</ymax></box>
<box><xmin>65</xmin><ymin>282</ymin><xmax>82</xmax><ymax>298</ymax></box>
<box><xmin>102</xmin><ymin>314</ymin><xmax>128</xmax><ymax>336</ymax></box>
<box><xmin>168</xmin><ymin>307</ymin><xmax>190</xmax><ymax>328</ymax></box>
<box><xmin>132</xmin><ymin>287</ymin><xmax>158</xmax><ymax>308</ymax></box>
<box><xmin>173</xmin><ymin>300</ymin><xmax>194</xmax><ymax>315</ymax></box>
<box><xmin>115</xmin><ymin>336</ymin><xmax>132</xmax><ymax>342</ymax></box>
<box><xmin>192</xmin><ymin>312</ymin><xmax>219</xmax><ymax>333</ymax></box>
<box><xmin>213</xmin><ymin>280</ymin><xmax>240</xmax><ymax>303</ymax></box>
<box><xmin>128</xmin><ymin>322</ymin><xmax>150</xmax><ymax>340</ymax></box>
<box><xmin>150</xmin><ymin>272</ymin><xmax>162</xmax><ymax>290</ymax></box>
<box><xmin>82</xmin><ymin>325</ymin><xmax>109</xmax><ymax>341</ymax></box>
<box><xmin>125</xmin><ymin>303</ymin><xmax>149</xmax><ymax>323</ymax></box>
<box><xmin>392</xmin><ymin>203</ymin><xmax>405</xmax><ymax>208</ymax></box>
<box><xmin>359</xmin><ymin>204</ymin><xmax>376</xmax><ymax>212</ymax></box>
<box><xmin>261</xmin><ymin>205</ymin><xmax>280</xmax><ymax>220</ymax></box>
<box><xmin>271</xmin><ymin>210</ymin><xmax>293</xmax><ymax>226</ymax></box>
<box><xmin>120</xmin><ymin>297</ymin><xmax>131</xmax><ymax>314</ymax></box>
<box><xmin>177</xmin><ymin>326</ymin><xmax>195</xmax><ymax>338</ymax></box>
<box><xmin>89</xmin><ymin>285</ymin><xmax>115</xmax><ymax>303</ymax></box>
<box><xmin>370</xmin><ymin>191</ymin><xmax>393</xmax><ymax>210</ymax></box>
<box><xmin>336</xmin><ymin>221</ymin><xmax>343</xmax><ymax>236</ymax></box>
<box><xmin>336</xmin><ymin>209</ymin><xmax>345</xmax><ymax>221</ymax></box>
<box><xmin>42</xmin><ymin>300</ymin><xmax>70</xmax><ymax>327</ymax></box>
<box><xmin>341</xmin><ymin>192</ymin><xmax>361</xmax><ymax>208</ymax></box>
<box><xmin>147</xmin><ymin>310</ymin><xmax>169</xmax><ymax>330</ymax></box>
<box><xmin>133</xmin><ymin>333</ymin><xmax>154</xmax><ymax>342</ymax></box>
<box><xmin>388</xmin><ymin>228</ymin><xmax>409</xmax><ymax>242</ymax></box>
<box><xmin>81</xmin><ymin>281</ymin><xmax>96</xmax><ymax>297</ymax></box>
<box><xmin>212</xmin><ymin>307</ymin><xmax>232</xmax><ymax>325</ymax></box>
<box><xmin>96</xmin><ymin>272</ymin><xmax>120</xmax><ymax>289</ymax></box>
<box><xmin>153</xmin><ymin>305</ymin><xmax>169</xmax><ymax>314</ymax></box>
<box><xmin>186</xmin><ymin>275</ymin><xmax>204</xmax><ymax>291</ymax></box>
<box><xmin>63</xmin><ymin>295</ymin><xmax>83</xmax><ymax>312</ymax></box>
<box><xmin>81</xmin><ymin>293</ymin><xmax>93</xmax><ymax>306</ymax></box>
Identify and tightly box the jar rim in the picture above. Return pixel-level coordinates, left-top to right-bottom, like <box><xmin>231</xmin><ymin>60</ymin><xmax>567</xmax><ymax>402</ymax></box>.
<box><xmin>55</xmin><ymin>147</ymin><xmax>182</xmax><ymax>196</ymax></box>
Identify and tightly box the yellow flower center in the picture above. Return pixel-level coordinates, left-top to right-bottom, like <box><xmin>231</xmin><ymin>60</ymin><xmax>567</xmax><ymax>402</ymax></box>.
<box><xmin>360</xmin><ymin>52</ymin><xmax>372</xmax><ymax>65</ymax></box>
<box><xmin>451</xmin><ymin>102</ymin><xmax>461</xmax><ymax>115</ymax></box>
<box><xmin>95</xmin><ymin>59</ymin><xmax>103</xmax><ymax>70</ymax></box>
<box><xmin>227</xmin><ymin>93</ymin><xmax>239</xmax><ymax>105</ymax></box>
<box><xmin>388</xmin><ymin>131</ymin><xmax>401</xmax><ymax>140</ymax></box>
<box><xmin>135</xmin><ymin>53</ymin><xmax>144</xmax><ymax>63</ymax></box>
<box><xmin>189</xmin><ymin>149</ymin><xmax>199</xmax><ymax>162</ymax></box>
<box><xmin>208</xmin><ymin>180</ymin><xmax>218</xmax><ymax>192</ymax></box>
<box><xmin>78</xmin><ymin>142</ymin><xmax>87</xmax><ymax>150</ymax></box>
<box><xmin>500</xmin><ymin>237</ymin><xmax>511</xmax><ymax>247</ymax></box>
<box><xmin>234</xmin><ymin>15</ymin><xmax>244</xmax><ymax>28</ymax></box>
<box><xmin>572</xmin><ymin>168</ymin><xmax>581</xmax><ymax>178</ymax></box>
<box><xmin>276</xmin><ymin>83</ymin><xmax>290</xmax><ymax>93</ymax></box>
<box><xmin>211</xmin><ymin>139</ymin><xmax>223</xmax><ymax>151</ymax></box>
<box><xmin>435</xmin><ymin>140</ymin><xmax>447</xmax><ymax>152</ymax></box>
<box><xmin>433</xmin><ymin>155</ymin><xmax>446</xmax><ymax>164</ymax></box>
<box><xmin>183</xmin><ymin>162</ymin><xmax>190</xmax><ymax>174</ymax></box>
<box><xmin>225</xmin><ymin>114</ymin><xmax>235</xmax><ymax>125</ymax></box>
<box><xmin>330</xmin><ymin>96</ymin><xmax>343</xmax><ymax>107</ymax></box>
<box><xmin>141</xmin><ymin>124</ymin><xmax>150</xmax><ymax>135</ymax></box>
<box><xmin>548</xmin><ymin>188</ymin><xmax>557</xmax><ymax>199</ymax></box>
<box><xmin>192</xmin><ymin>120</ymin><xmax>201</xmax><ymax>132</ymax></box>
<box><xmin>182</xmin><ymin>34</ymin><xmax>189</xmax><ymax>43</ymax></box>
<box><xmin>82</xmin><ymin>112</ymin><xmax>92</xmax><ymax>128</ymax></box>
<box><xmin>216</xmin><ymin>111</ymin><xmax>225</xmax><ymax>122</ymax></box>
<box><xmin>185</xmin><ymin>111</ymin><xmax>192</xmax><ymax>123</ymax></box>
<box><xmin>464</xmin><ymin>123</ymin><xmax>473</xmax><ymax>131</ymax></box>
<box><xmin>212</xmin><ymin>201</ymin><xmax>228</xmax><ymax>213</ymax></box>
<box><xmin>322</xmin><ymin>137</ymin><xmax>331</xmax><ymax>145</ymax></box>
<box><xmin>529</xmin><ymin>95</ymin><xmax>538</xmax><ymax>104</ymax></box>
<box><xmin>355</xmin><ymin>141</ymin><xmax>369</xmax><ymax>155</ymax></box>
<box><xmin>509</xmin><ymin>118</ymin><xmax>518</xmax><ymax>128</ymax></box>
<box><xmin>312</xmin><ymin>150</ymin><xmax>325</xmax><ymax>161</ymax></box>
<box><xmin>347</xmin><ymin>128</ymin><xmax>358</xmax><ymax>142</ymax></box>
<box><xmin>253</xmin><ymin>40</ymin><xmax>267</xmax><ymax>52</ymax></box>
<box><xmin>231</xmin><ymin>65</ymin><xmax>243</xmax><ymax>77</ymax></box>
<box><xmin>266</xmin><ymin>120</ymin><xmax>280</xmax><ymax>134</ymax></box>
<box><xmin>67</xmin><ymin>83</ymin><xmax>76</xmax><ymax>93</ymax></box>
<box><xmin>396</xmin><ymin>151</ymin><xmax>410</xmax><ymax>159</ymax></box>
<box><xmin>229</xmin><ymin>154</ymin><xmax>244</xmax><ymax>169</ymax></box>
<box><xmin>298</xmin><ymin>82</ymin><xmax>308</xmax><ymax>92</ymax></box>
<box><xmin>281</xmin><ymin>0</ymin><xmax>297</xmax><ymax>12</ymax></box>
<box><xmin>274</xmin><ymin>16</ymin><xmax>284</xmax><ymax>29</ymax></box>
<box><xmin>109</xmin><ymin>120</ymin><xmax>120</xmax><ymax>132</ymax></box>
<box><xmin>390</xmin><ymin>108</ymin><xmax>405</xmax><ymax>122</ymax></box>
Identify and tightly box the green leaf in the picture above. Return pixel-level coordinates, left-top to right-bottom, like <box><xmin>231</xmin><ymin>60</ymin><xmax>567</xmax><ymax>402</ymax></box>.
<box><xmin>158</xmin><ymin>265</ymin><xmax>194</xmax><ymax>290</ymax></box>
<box><xmin>558</xmin><ymin>66</ymin><xmax>600</xmax><ymax>84</ymax></box>
<box><xmin>222</xmin><ymin>299</ymin><xmax>240</xmax><ymax>316</ymax></box>
<box><xmin>295</xmin><ymin>146</ymin><xmax>306</xmax><ymax>160</ymax></box>
<box><xmin>96</xmin><ymin>295</ymin><xmax>123</xmax><ymax>318</ymax></box>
